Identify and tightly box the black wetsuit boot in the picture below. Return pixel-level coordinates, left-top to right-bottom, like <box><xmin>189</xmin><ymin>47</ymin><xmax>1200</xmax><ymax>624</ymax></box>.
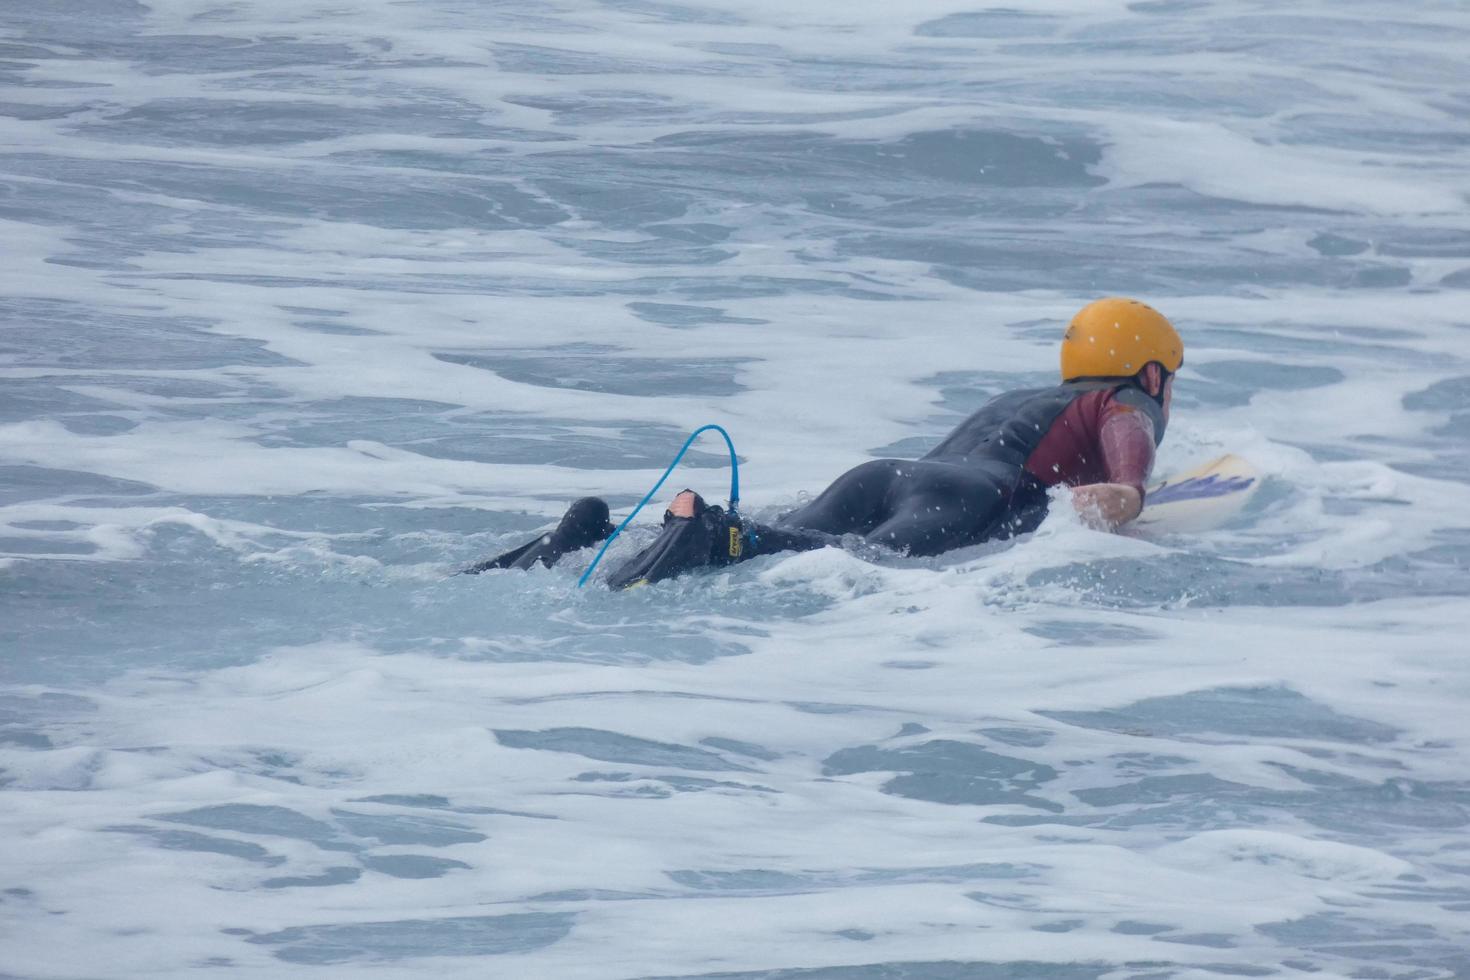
<box><xmin>604</xmin><ymin>492</ymin><xmax>836</xmax><ymax>590</ymax></box>
<box><xmin>463</xmin><ymin>497</ymin><xmax>614</xmax><ymax>573</ymax></box>
<box><xmin>604</xmin><ymin>492</ymin><xmax>744</xmax><ymax>589</ymax></box>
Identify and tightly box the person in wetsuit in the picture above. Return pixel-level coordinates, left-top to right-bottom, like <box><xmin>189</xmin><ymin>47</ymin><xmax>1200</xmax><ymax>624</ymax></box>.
<box><xmin>467</xmin><ymin>297</ymin><xmax>1182</xmax><ymax>588</ymax></box>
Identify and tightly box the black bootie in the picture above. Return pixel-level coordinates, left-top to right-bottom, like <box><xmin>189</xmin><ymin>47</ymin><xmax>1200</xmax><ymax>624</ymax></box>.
<box><xmin>605</xmin><ymin>491</ymin><xmax>748</xmax><ymax>590</ymax></box>
<box><xmin>463</xmin><ymin>497</ymin><xmax>614</xmax><ymax>573</ymax></box>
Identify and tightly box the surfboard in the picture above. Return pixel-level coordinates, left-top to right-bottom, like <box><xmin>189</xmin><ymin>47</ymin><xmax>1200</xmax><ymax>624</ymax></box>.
<box><xmin>1135</xmin><ymin>453</ymin><xmax>1262</xmax><ymax>533</ymax></box>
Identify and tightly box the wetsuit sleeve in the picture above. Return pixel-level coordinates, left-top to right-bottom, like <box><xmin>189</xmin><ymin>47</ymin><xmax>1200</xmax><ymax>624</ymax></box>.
<box><xmin>1097</xmin><ymin>399</ymin><xmax>1156</xmax><ymax>496</ymax></box>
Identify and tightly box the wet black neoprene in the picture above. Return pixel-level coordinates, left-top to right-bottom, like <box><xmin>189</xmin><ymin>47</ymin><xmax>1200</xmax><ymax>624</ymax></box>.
<box><xmin>473</xmin><ymin>380</ymin><xmax>1163</xmax><ymax>586</ymax></box>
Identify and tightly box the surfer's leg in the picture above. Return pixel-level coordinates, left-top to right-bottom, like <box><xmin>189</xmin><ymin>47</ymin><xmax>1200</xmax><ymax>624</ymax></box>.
<box><xmin>860</xmin><ymin>461</ymin><xmax>1034</xmax><ymax>557</ymax></box>
<box><xmin>741</xmin><ymin>522</ymin><xmax>837</xmax><ymax>557</ymax></box>
<box><xmin>462</xmin><ymin>496</ymin><xmax>614</xmax><ymax>573</ymax></box>
<box><xmin>777</xmin><ymin>459</ymin><xmax>906</xmax><ymax>535</ymax></box>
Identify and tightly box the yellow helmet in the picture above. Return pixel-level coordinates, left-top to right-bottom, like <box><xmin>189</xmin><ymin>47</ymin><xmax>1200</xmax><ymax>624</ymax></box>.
<box><xmin>1060</xmin><ymin>297</ymin><xmax>1182</xmax><ymax>382</ymax></box>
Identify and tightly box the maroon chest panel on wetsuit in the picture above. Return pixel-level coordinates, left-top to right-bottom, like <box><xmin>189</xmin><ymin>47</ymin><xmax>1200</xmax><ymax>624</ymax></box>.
<box><xmin>1023</xmin><ymin>388</ymin><xmax>1156</xmax><ymax>492</ymax></box>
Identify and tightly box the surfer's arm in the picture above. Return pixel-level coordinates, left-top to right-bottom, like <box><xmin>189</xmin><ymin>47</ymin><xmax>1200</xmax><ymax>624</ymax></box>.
<box><xmin>1073</xmin><ymin>398</ymin><xmax>1155</xmax><ymax>529</ymax></box>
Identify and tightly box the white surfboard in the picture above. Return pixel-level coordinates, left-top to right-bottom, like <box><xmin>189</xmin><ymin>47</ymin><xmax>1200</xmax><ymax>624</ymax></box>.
<box><xmin>1135</xmin><ymin>453</ymin><xmax>1262</xmax><ymax>533</ymax></box>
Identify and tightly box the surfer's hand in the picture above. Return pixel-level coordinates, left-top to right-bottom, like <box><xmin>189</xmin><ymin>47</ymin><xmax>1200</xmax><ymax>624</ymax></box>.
<box><xmin>1070</xmin><ymin>483</ymin><xmax>1143</xmax><ymax>530</ymax></box>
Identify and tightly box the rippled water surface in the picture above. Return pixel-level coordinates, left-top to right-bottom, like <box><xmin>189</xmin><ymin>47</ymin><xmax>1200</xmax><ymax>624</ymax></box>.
<box><xmin>3</xmin><ymin>1</ymin><xmax>1469</xmax><ymax>978</ymax></box>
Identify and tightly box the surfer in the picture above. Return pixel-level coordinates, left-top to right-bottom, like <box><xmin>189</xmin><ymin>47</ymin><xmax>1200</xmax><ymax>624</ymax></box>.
<box><xmin>468</xmin><ymin>297</ymin><xmax>1181</xmax><ymax>588</ymax></box>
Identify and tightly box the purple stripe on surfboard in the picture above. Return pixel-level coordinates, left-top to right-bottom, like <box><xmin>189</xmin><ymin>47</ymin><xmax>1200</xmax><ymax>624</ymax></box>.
<box><xmin>1146</xmin><ymin>473</ymin><xmax>1256</xmax><ymax>507</ymax></box>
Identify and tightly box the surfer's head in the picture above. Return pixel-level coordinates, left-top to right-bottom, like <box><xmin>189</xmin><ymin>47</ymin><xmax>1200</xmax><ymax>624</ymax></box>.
<box><xmin>1060</xmin><ymin>296</ymin><xmax>1181</xmax><ymax>414</ymax></box>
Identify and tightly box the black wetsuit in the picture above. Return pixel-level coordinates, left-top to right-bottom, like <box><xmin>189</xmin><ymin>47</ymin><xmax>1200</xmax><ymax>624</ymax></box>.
<box><xmin>470</xmin><ymin>380</ymin><xmax>1165</xmax><ymax>587</ymax></box>
<box><xmin>766</xmin><ymin>380</ymin><xmax>1164</xmax><ymax>557</ymax></box>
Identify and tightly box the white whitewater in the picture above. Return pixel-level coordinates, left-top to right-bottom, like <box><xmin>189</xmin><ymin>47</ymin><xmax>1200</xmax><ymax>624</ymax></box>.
<box><xmin>2</xmin><ymin>1</ymin><xmax>1469</xmax><ymax>977</ymax></box>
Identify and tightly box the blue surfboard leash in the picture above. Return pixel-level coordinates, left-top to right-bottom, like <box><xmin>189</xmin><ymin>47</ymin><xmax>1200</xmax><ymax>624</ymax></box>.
<box><xmin>577</xmin><ymin>423</ymin><xmax>741</xmax><ymax>588</ymax></box>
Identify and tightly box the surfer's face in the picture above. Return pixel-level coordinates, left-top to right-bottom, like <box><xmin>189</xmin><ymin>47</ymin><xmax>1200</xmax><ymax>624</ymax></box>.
<box><xmin>1161</xmin><ymin>374</ymin><xmax>1174</xmax><ymax>422</ymax></box>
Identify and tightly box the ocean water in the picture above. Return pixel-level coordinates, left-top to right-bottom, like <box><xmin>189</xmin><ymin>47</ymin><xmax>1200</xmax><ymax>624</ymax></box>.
<box><xmin>3</xmin><ymin>0</ymin><xmax>1470</xmax><ymax>977</ymax></box>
